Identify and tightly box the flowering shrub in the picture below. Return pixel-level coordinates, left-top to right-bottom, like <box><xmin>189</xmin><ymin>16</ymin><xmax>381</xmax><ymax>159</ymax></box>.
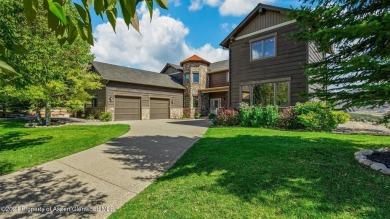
<box><xmin>213</xmin><ymin>108</ymin><xmax>240</xmax><ymax>126</ymax></box>
<box><xmin>238</xmin><ymin>103</ymin><xmax>279</xmax><ymax>128</ymax></box>
<box><xmin>278</xmin><ymin>107</ymin><xmax>302</xmax><ymax>129</ymax></box>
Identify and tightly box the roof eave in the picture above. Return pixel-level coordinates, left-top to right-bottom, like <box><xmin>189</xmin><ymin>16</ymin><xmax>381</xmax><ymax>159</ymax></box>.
<box><xmin>220</xmin><ymin>3</ymin><xmax>292</xmax><ymax>48</ymax></box>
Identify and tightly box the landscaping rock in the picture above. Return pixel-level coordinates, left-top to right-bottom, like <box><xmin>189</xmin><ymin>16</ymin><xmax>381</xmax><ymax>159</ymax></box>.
<box><xmin>370</xmin><ymin>163</ymin><xmax>387</xmax><ymax>171</ymax></box>
<box><xmin>359</xmin><ymin>159</ymin><xmax>374</xmax><ymax>166</ymax></box>
<box><xmin>380</xmin><ymin>169</ymin><xmax>390</xmax><ymax>175</ymax></box>
<box><xmin>355</xmin><ymin>154</ymin><xmax>366</xmax><ymax>160</ymax></box>
<box><xmin>354</xmin><ymin>151</ymin><xmax>362</xmax><ymax>156</ymax></box>
<box><xmin>360</xmin><ymin>149</ymin><xmax>374</xmax><ymax>156</ymax></box>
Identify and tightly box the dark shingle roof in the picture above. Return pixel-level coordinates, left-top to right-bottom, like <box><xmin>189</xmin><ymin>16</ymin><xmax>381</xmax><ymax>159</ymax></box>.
<box><xmin>209</xmin><ymin>60</ymin><xmax>229</xmax><ymax>73</ymax></box>
<box><xmin>93</xmin><ymin>61</ymin><xmax>185</xmax><ymax>90</ymax></box>
<box><xmin>160</xmin><ymin>63</ymin><xmax>183</xmax><ymax>73</ymax></box>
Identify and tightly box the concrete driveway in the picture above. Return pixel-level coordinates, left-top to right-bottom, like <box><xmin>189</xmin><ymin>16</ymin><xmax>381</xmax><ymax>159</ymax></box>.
<box><xmin>0</xmin><ymin>119</ymin><xmax>211</xmax><ymax>219</ymax></box>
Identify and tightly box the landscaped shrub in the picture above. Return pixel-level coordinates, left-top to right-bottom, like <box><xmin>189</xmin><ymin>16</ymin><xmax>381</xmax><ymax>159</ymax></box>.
<box><xmin>263</xmin><ymin>105</ymin><xmax>279</xmax><ymax>127</ymax></box>
<box><xmin>99</xmin><ymin>112</ymin><xmax>112</xmax><ymax>122</ymax></box>
<box><xmin>332</xmin><ymin>111</ymin><xmax>350</xmax><ymax>124</ymax></box>
<box><xmin>294</xmin><ymin>101</ymin><xmax>339</xmax><ymax>131</ymax></box>
<box><xmin>238</xmin><ymin>103</ymin><xmax>279</xmax><ymax>128</ymax></box>
<box><xmin>239</xmin><ymin>103</ymin><xmax>252</xmax><ymax>127</ymax></box>
<box><xmin>278</xmin><ymin>107</ymin><xmax>302</xmax><ymax>129</ymax></box>
<box><xmin>213</xmin><ymin>108</ymin><xmax>240</xmax><ymax>126</ymax></box>
<box><xmin>86</xmin><ymin>114</ymin><xmax>95</xmax><ymax>120</ymax></box>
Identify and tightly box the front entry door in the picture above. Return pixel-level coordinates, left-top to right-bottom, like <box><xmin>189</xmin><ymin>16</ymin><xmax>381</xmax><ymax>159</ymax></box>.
<box><xmin>210</xmin><ymin>98</ymin><xmax>221</xmax><ymax>115</ymax></box>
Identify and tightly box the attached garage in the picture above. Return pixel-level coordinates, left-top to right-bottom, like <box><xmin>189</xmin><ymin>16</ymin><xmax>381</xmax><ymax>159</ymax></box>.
<box><xmin>150</xmin><ymin>98</ymin><xmax>170</xmax><ymax>119</ymax></box>
<box><xmin>114</xmin><ymin>96</ymin><xmax>141</xmax><ymax>121</ymax></box>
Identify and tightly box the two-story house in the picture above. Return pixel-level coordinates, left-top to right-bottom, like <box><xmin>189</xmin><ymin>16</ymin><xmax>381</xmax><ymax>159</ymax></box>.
<box><xmin>87</xmin><ymin>3</ymin><xmax>320</xmax><ymax>121</ymax></box>
<box><xmin>220</xmin><ymin>3</ymin><xmax>322</xmax><ymax>108</ymax></box>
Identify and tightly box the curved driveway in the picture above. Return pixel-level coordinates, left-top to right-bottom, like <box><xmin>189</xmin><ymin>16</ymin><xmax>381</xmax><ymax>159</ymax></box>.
<box><xmin>0</xmin><ymin>119</ymin><xmax>211</xmax><ymax>218</ymax></box>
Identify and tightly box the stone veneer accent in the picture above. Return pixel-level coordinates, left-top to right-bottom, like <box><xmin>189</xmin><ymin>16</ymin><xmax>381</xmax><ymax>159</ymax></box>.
<box><xmin>354</xmin><ymin>148</ymin><xmax>390</xmax><ymax>176</ymax></box>
<box><xmin>170</xmin><ymin>108</ymin><xmax>183</xmax><ymax>119</ymax></box>
<box><xmin>182</xmin><ymin>62</ymin><xmax>208</xmax><ymax>118</ymax></box>
<box><xmin>142</xmin><ymin>109</ymin><xmax>150</xmax><ymax>120</ymax></box>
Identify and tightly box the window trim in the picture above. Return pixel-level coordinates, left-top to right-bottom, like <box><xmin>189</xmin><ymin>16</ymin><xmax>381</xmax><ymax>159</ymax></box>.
<box><xmin>250</xmin><ymin>33</ymin><xmax>277</xmax><ymax>61</ymax></box>
<box><xmin>184</xmin><ymin>72</ymin><xmax>190</xmax><ymax>84</ymax></box>
<box><xmin>192</xmin><ymin>72</ymin><xmax>199</xmax><ymax>84</ymax></box>
<box><xmin>239</xmin><ymin>77</ymin><xmax>291</xmax><ymax>107</ymax></box>
<box><xmin>184</xmin><ymin>96</ymin><xmax>190</xmax><ymax>108</ymax></box>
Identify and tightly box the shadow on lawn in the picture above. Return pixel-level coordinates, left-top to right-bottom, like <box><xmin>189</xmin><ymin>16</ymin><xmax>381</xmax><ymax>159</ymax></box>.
<box><xmin>0</xmin><ymin>132</ymin><xmax>53</xmax><ymax>152</ymax></box>
<box><xmin>0</xmin><ymin>168</ymin><xmax>108</xmax><ymax>219</ymax></box>
<box><xmin>150</xmin><ymin>133</ymin><xmax>390</xmax><ymax>217</ymax></box>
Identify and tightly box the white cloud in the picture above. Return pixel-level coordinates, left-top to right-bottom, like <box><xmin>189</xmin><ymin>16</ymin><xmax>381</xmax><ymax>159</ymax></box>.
<box><xmin>219</xmin><ymin>0</ymin><xmax>275</xmax><ymax>16</ymax></box>
<box><xmin>92</xmin><ymin>5</ymin><xmax>228</xmax><ymax>72</ymax></box>
<box><xmin>220</xmin><ymin>22</ymin><xmax>237</xmax><ymax>32</ymax></box>
<box><xmin>170</xmin><ymin>0</ymin><xmax>181</xmax><ymax>7</ymax></box>
<box><xmin>188</xmin><ymin>0</ymin><xmax>276</xmax><ymax>16</ymax></box>
<box><xmin>189</xmin><ymin>0</ymin><xmax>202</xmax><ymax>11</ymax></box>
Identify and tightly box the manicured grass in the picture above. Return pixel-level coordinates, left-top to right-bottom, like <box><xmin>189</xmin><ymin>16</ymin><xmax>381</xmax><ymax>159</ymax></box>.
<box><xmin>0</xmin><ymin>119</ymin><xmax>129</xmax><ymax>175</ymax></box>
<box><xmin>111</xmin><ymin>127</ymin><xmax>390</xmax><ymax>219</ymax></box>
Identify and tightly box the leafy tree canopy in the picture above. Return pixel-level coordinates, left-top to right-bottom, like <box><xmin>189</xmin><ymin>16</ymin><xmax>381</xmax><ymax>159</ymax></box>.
<box><xmin>0</xmin><ymin>0</ymin><xmax>101</xmax><ymax>122</ymax></box>
<box><xmin>0</xmin><ymin>0</ymin><xmax>168</xmax><ymax>73</ymax></box>
<box><xmin>290</xmin><ymin>0</ymin><xmax>390</xmax><ymax>108</ymax></box>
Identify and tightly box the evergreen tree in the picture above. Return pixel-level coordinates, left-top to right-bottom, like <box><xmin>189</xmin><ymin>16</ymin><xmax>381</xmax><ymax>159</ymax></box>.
<box><xmin>290</xmin><ymin>0</ymin><xmax>390</xmax><ymax>108</ymax></box>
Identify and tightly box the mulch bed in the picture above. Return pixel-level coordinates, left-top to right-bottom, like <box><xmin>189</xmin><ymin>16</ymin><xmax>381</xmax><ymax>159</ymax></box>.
<box><xmin>367</xmin><ymin>151</ymin><xmax>390</xmax><ymax>168</ymax></box>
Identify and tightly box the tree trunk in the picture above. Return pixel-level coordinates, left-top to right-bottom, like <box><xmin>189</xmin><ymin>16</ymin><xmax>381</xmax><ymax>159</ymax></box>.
<box><xmin>36</xmin><ymin>106</ymin><xmax>43</xmax><ymax>124</ymax></box>
<box><xmin>1</xmin><ymin>100</ymin><xmax>5</xmax><ymax>118</ymax></box>
<box><xmin>45</xmin><ymin>103</ymin><xmax>51</xmax><ymax>126</ymax></box>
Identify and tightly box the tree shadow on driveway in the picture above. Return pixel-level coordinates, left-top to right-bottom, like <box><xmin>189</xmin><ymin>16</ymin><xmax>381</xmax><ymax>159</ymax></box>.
<box><xmin>0</xmin><ymin>168</ymin><xmax>107</xmax><ymax>219</ymax></box>
<box><xmin>104</xmin><ymin>135</ymin><xmax>200</xmax><ymax>181</ymax></box>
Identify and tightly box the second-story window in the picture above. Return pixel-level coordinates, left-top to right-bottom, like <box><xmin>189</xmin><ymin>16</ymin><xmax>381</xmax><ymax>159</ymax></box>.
<box><xmin>193</xmin><ymin>72</ymin><xmax>199</xmax><ymax>83</ymax></box>
<box><xmin>184</xmin><ymin>72</ymin><xmax>190</xmax><ymax>84</ymax></box>
<box><xmin>251</xmin><ymin>36</ymin><xmax>276</xmax><ymax>61</ymax></box>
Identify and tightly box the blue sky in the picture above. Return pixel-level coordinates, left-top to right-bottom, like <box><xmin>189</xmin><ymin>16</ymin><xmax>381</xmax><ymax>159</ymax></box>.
<box><xmin>83</xmin><ymin>0</ymin><xmax>300</xmax><ymax>71</ymax></box>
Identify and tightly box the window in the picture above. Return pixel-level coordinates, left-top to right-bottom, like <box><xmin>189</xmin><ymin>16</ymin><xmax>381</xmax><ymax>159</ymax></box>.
<box><xmin>241</xmin><ymin>81</ymin><xmax>289</xmax><ymax>107</ymax></box>
<box><xmin>251</xmin><ymin>36</ymin><xmax>276</xmax><ymax>61</ymax></box>
<box><xmin>91</xmin><ymin>95</ymin><xmax>98</xmax><ymax>107</ymax></box>
<box><xmin>184</xmin><ymin>72</ymin><xmax>190</xmax><ymax>84</ymax></box>
<box><xmin>193</xmin><ymin>96</ymin><xmax>199</xmax><ymax>107</ymax></box>
<box><xmin>184</xmin><ymin>96</ymin><xmax>190</xmax><ymax>108</ymax></box>
<box><xmin>193</xmin><ymin>73</ymin><xmax>199</xmax><ymax>83</ymax></box>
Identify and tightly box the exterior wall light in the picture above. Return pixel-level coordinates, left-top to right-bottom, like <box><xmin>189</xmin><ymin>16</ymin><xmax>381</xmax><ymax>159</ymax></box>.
<box><xmin>109</xmin><ymin>97</ymin><xmax>113</xmax><ymax>102</ymax></box>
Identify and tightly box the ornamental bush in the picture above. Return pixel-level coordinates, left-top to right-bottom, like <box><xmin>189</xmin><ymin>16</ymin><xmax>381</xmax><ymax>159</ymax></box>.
<box><xmin>294</xmin><ymin>101</ymin><xmax>342</xmax><ymax>131</ymax></box>
<box><xmin>99</xmin><ymin>112</ymin><xmax>112</xmax><ymax>122</ymax></box>
<box><xmin>238</xmin><ymin>103</ymin><xmax>279</xmax><ymax>128</ymax></box>
<box><xmin>332</xmin><ymin>111</ymin><xmax>350</xmax><ymax>124</ymax></box>
<box><xmin>213</xmin><ymin>108</ymin><xmax>240</xmax><ymax>126</ymax></box>
<box><xmin>278</xmin><ymin>107</ymin><xmax>302</xmax><ymax>129</ymax></box>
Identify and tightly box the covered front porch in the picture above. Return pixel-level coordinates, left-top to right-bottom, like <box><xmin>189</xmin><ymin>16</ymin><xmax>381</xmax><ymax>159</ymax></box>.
<box><xmin>199</xmin><ymin>86</ymin><xmax>229</xmax><ymax>115</ymax></box>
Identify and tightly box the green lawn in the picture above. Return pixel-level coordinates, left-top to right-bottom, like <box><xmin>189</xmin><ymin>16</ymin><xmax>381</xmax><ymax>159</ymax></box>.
<box><xmin>111</xmin><ymin>127</ymin><xmax>390</xmax><ymax>219</ymax></box>
<box><xmin>0</xmin><ymin>119</ymin><xmax>129</xmax><ymax>175</ymax></box>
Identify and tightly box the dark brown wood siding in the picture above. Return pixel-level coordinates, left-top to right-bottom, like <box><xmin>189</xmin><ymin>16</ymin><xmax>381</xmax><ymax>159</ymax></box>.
<box><xmin>230</xmin><ymin>23</ymin><xmax>308</xmax><ymax>108</ymax></box>
<box><xmin>106</xmin><ymin>81</ymin><xmax>183</xmax><ymax>120</ymax></box>
<box><xmin>236</xmin><ymin>10</ymin><xmax>289</xmax><ymax>38</ymax></box>
<box><xmin>208</xmin><ymin>71</ymin><xmax>228</xmax><ymax>88</ymax></box>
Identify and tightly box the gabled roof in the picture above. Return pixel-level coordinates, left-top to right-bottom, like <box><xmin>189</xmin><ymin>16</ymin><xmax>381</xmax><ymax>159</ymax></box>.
<box><xmin>92</xmin><ymin>61</ymin><xmax>185</xmax><ymax>90</ymax></box>
<box><xmin>220</xmin><ymin>3</ymin><xmax>291</xmax><ymax>48</ymax></box>
<box><xmin>180</xmin><ymin>55</ymin><xmax>211</xmax><ymax>66</ymax></box>
<box><xmin>160</xmin><ymin>63</ymin><xmax>183</xmax><ymax>73</ymax></box>
<box><xmin>209</xmin><ymin>60</ymin><xmax>229</xmax><ymax>73</ymax></box>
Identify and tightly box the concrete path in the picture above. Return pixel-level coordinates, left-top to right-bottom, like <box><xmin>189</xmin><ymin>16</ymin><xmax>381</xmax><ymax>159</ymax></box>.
<box><xmin>0</xmin><ymin>119</ymin><xmax>211</xmax><ymax>219</ymax></box>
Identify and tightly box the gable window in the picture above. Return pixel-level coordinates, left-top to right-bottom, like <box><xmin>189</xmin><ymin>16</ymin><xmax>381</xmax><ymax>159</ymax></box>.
<box><xmin>184</xmin><ymin>72</ymin><xmax>190</xmax><ymax>84</ymax></box>
<box><xmin>241</xmin><ymin>80</ymin><xmax>289</xmax><ymax>107</ymax></box>
<box><xmin>251</xmin><ymin>36</ymin><xmax>276</xmax><ymax>61</ymax></box>
<box><xmin>184</xmin><ymin>96</ymin><xmax>190</xmax><ymax>108</ymax></box>
<box><xmin>193</xmin><ymin>73</ymin><xmax>199</xmax><ymax>83</ymax></box>
<box><xmin>193</xmin><ymin>96</ymin><xmax>199</xmax><ymax>107</ymax></box>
